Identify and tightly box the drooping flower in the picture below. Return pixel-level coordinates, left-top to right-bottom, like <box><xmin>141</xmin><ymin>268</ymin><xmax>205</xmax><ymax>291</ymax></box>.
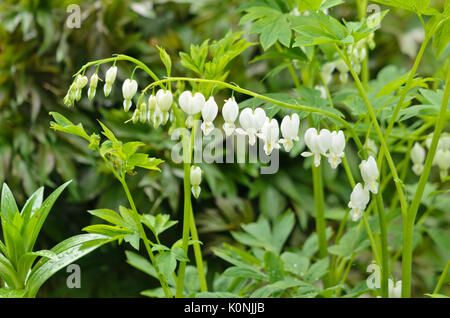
<box><xmin>104</xmin><ymin>66</ymin><xmax>117</xmax><ymax>97</ymax></box>
<box><xmin>301</xmin><ymin>128</ymin><xmax>332</xmax><ymax>167</ymax></box>
<box><xmin>139</xmin><ymin>102</ymin><xmax>147</xmax><ymax>123</ymax></box>
<box><xmin>235</xmin><ymin>107</ymin><xmax>266</xmax><ymax>145</ymax></box>
<box><xmin>410</xmin><ymin>142</ymin><xmax>425</xmax><ymax>176</ymax></box>
<box><xmin>155</xmin><ymin>89</ymin><xmax>173</xmax><ymax>125</ymax></box>
<box><xmin>327</xmin><ymin>130</ymin><xmax>346</xmax><ymax>169</ymax></box>
<box><xmin>279</xmin><ymin>113</ymin><xmax>300</xmax><ymax>152</ymax></box>
<box><xmin>388</xmin><ymin>279</ymin><xmax>402</xmax><ymax>298</ymax></box>
<box><xmin>334</xmin><ymin>59</ymin><xmax>349</xmax><ymax>84</ymax></box>
<box><xmin>348</xmin><ymin>183</ymin><xmax>370</xmax><ymax>221</ymax></box>
<box><xmin>259</xmin><ymin>118</ymin><xmax>280</xmax><ymax>156</ymax></box>
<box><xmin>88</xmin><ymin>73</ymin><xmax>99</xmax><ymax>100</ymax></box>
<box><xmin>360</xmin><ymin>156</ymin><xmax>379</xmax><ymax>194</ymax></box>
<box><xmin>148</xmin><ymin>94</ymin><xmax>157</xmax><ymax>126</ymax></box>
<box><xmin>190</xmin><ymin>166</ymin><xmax>202</xmax><ymax>198</ymax></box>
<box><xmin>367</xmin><ymin>139</ymin><xmax>378</xmax><ymax>155</ymax></box>
<box><xmin>179</xmin><ymin>91</ymin><xmax>205</xmax><ymax>128</ymax></box>
<box><xmin>222</xmin><ymin>97</ymin><xmax>239</xmax><ymax>136</ymax></box>
<box><xmin>74</xmin><ymin>75</ymin><xmax>88</xmax><ymax>101</ymax></box>
<box><xmin>434</xmin><ymin>149</ymin><xmax>450</xmax><ymax>180</ymax></box>
<box><xmin>201</xmin><ymin>96</ymin><xmax>218</xmax><ymax>136</ymax></box>
<box><xmin>321</xmin><ymin>62</ymin><xmax>336</xmax><ymax>84</ymax></box>
<box><xmin>122</xmin><ymin>79</ymin><xmax>138</xmax><ymax>112</ymax></box>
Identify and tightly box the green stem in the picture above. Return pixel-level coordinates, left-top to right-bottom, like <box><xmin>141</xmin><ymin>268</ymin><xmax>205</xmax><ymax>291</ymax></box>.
<box><xmin>433</xmin><ymin>260</ymin><xmax>450</xmax><ymax>295</ymax></box>
<box><xmin>402</xmin><ymin>74</ymin><xmax>450</xmax><ymax>297</ymax></box>
<box><xmin>311</xmin><ymin>163</ymin><xmax>329</xmax><ymax>287</ymax></box>
<box><xmin>335</xmin><ymin>44</ymin><xmax>409</xmax><ymax>219</ymax></box>
<box><xmin>375</xmin><ymin>193</ymin><xmax>389</xmax><ymax>298</ymax></box>
<box><xmin>189</xmin><ymin>207</ymin><xmax>208</xmax><ymax>292</ymax></box>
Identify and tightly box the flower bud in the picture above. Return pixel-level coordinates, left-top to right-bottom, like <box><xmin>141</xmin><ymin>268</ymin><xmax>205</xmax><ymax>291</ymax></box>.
<box><xmin>410</xmin><ymin>142</ymin><xmax>425</xmax><ymax>176</ymax></box>
<box><xmin>222</xmin><ymin>97</ymin><xmax>239</xmax><ymax>136</ymax></box>
<box><xmin>104</xmin><ymin>66</ymin><xmax>117</xmax><ymax>97</ymax></box>
<box><xmin>88</xmin><ymin>73</ymin><xmax>99</xmax><ymax>100</ymax></box>
<box><xmin>201</xmin><ymin>96</ymin><xmax>218</xmax><ymax>136</ymax></box>
<box><xmin>190</xmin><ymin>166</ymin><xmax>202</xmax><ymax>198</ymax></box>
<box><xmin>360</xmin><ymin>156</ymin><xmax>379</xmax><ymax>194</ymax></box>
<box><xmin>122</xmin><ymin>79</ymin><xmax>138</xmax><ymax>112</ymax></box>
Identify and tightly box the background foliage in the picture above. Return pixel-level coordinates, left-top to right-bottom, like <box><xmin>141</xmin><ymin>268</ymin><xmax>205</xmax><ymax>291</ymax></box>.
<box><xmin>0</xmin><ymin>0</ymin><xmax>448</xmax><ymax>297</ymax></box>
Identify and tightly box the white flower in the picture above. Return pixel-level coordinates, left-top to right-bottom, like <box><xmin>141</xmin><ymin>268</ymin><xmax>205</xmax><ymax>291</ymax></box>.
<box><xmin>148</xmin><ymin>94</ymin><xmax>157</xmax><ymax>125</ymax></box>
<box><xmin>152</xmin><ymin>104</ymin><xmax>162</xmax><ymax>128</ymax></box>
<box><xmin>104</xmin><ymin>66</ymin><xmax>117</xmax><ymax>97</ymax></box>
<box><xmin>88</xmin><ymin>73</ymin><xmax>99</xmax><ymax>100</ymax></box>
<box><xmin>122</xmin><ymin>79</ymin><xmax>138</xmax><ymax>112</ymax></box>
<box><xmin>155</xmin><ymin>89</ymin><xmax>173</xmax><ymax>125</ymax></box>
<box><xmin>367</xmin><ymin>139</ymin><xmax>378</xmax><ymax>155</ymax></box>
<box><xmin>434</xmin><ymin>149</ymin><xmax>450</xmax><ymax>180</ymax></box>
<box><xmin>279</xmin><ymin>113</ymin><xmax>300</xmax><ymax>152</ymax></box>
<box><xmin>360</xmin><ymin>156</ymin><xmax>379</xmax><ymax>194</ymax></box>
<box><xmin>410</xmin><ymin>142</ymin><xmax>425</xmax><ymax>176</ymax></box>
<box><xmin>348</xmin><ymin>183</ymin><xmax>370</xmax><ymax>221</ymax></box>
<box><xmin>201</xmin><ymin>96</ymin><xmax>218</xmax><ymax>136</ymax></box>
<box><xmin>235</xmin><ymin>107</ymin><xmax>266</xmax><ymax>145</ymax></box>
<box><xmin>314</xmin><ymin>85</ymin><xmax>327</xmax><ymax>99</ymax></box>
<box><xmin>179</xmin><ymin>91</ymin><xmax>205</xmax><ymax>128</ymax></box>
<box><xmin>139</xmin><ymin>102</ymin><xmax>147</xmax><ymax>123</ymax></box>
<box><xmin>327</xmin><ymin>130</ymin><xmax>346</xmax><ymax>169</ymax></box>
<box><xmin>388</xmin><ymin>279</ymin><xmax>402</xmax><ymax>298</ymax></box>
<box><xmin>222</xmin><ymin>97</ymin><xmax>239</xmax><ymax>136</ymax></box>
<box><xmin>334</xmin><ymin>59</ymin><xmax>349</xmax><ymax>84</ymax></box>
<box><xmin>259</xmin><ymin>118</ymin><xmax>280</xmax><ymax>156</ymax></box>
<box><xmin>301</xmin><ymin>128</ymin><xmax>332</xmax><ymax>167</ymax></box>
<box><xmin>190</xmin><ymin>166</ymin><xmax>202</xmax><ymax>198</ymax></box>
<box><xmin>398</xmin><ymin>27</ymin><xmax>425</xmax><ymax>58</ymax></box>
<box><xmin>321</xmin><ymin>62</ymin><xmax>336</xmax><ymax>84</ymax></box>
<box><xmin>74</xmin><ymin>75</ymin><xmax>88</xmax><ymax>101</ymax></box>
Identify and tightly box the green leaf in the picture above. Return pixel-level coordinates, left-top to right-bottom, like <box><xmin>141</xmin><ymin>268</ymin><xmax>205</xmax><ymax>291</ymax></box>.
<box><xmin>157</xmin><ymin>46</ymin><xmax>172</xmax><ymax>76</ymax></box>
<box><xmin>0</xmin><ymin>288</ymin><xmax>27</xmax><ymax>298</ymax></box>
<box><xmin>125</xmin><ymin>250</ymin><xmax>157</xmax><ymax>279</ymax></box>
<box><xmin>1</xmin><ymin>183</ymin><xmax>20</xmax><ymax>224</ymax></box>
<box><xmin>87</xmin><ymin>209</ymin><xmax>127</xmax><ymax>228</ymax></box>
<box><xmin>305</xmin><ymin>258</ymin><xmax>329</xmax><ymax>282</ymax></box>
<box><xmin>0</xmin><ymin>253</ymin><xmax>19</xmax><ymax>289</ymax></box>
<box><xmin>433</xmin><ymin>17</ymin><xmax>450</xmax><ymax>58</ymax></box>
<box><xmin>24</xmin><ymin>181</ymin><xmax>72</xmax><ymax>251</ymax></box>
<box><xmin>49</xmin><ymin>112</ymin><xmax>90</xmax><ymax>141</ymax></box>
<box><xmin>20</xmin><ymin>187</ymin><xmax>44</xmax><ymax>227</ymax></box>
<box><xmin>426</xmin><ymin>228</ymin><xmax>450</xmax><ymax>256</ymax></box>
<box><xmin>82</xmin><ymin>224</ymin><xmax>132</xmax><ymax>239</ymax></box>
<box><xmin>272</xmin><ymin>210</ymin><xmax>295</xmax><ymax>253</ymax></box>
<box><xmin>264</xmin><ymin>251</ymin><xmax>284</xmax><ymax>283</ymax></box>
<box><xmin>196</xmin><ymin>292</ymin><xmax>240</xmax><ymax>298</ymax></box>
<box><xmin>240</xmin><ymin>6</ymin><xmax>291</xmax><ymax>50</ymax></box>
<box><xmin>224</xmin><ymin>266</ymin><xmax>268</xmax><ymax>281</ymax></box>
<box><xmin>156</xmin><ymin>251</ymin><xmax>176</xmax><ymax>283</ymax></box>
<box><xmin>371</xmin><ymin>0</ymin><xmax>435</xmax><ymax>15</ymax></box>
<box><xmin>26</xmin><ymin>234</ymin><xmax>110</xmax><ymax>297</ymax></box>
<box><xmin>281</xmin><ymin>252</ymin><xmax>309</xmax><ymax>276</ymax></box>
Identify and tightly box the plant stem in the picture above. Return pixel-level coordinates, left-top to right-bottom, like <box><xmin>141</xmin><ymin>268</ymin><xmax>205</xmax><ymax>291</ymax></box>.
<box><xmin>189</xmin><ymin>207</ymin><xmax>208</xmax><ymax>292</ymax></box>
<box><xmin>433</xmin><ymin>260</ymin><xmax>450</xmax><ymax>295</ymax></box>
<box><xmin>375</xmin><ymin>192</ymin><xmax>389</xmax><ymax>298</ymax></box>
<box><xmin>311</xmin><ymin>163</ymin><xmax>329</xmax><ymax>287</ymax></box>
<box><xmin>402</xmin><ymin>74</ymin><xmax>450</xmax><ymax>297</ymax></box>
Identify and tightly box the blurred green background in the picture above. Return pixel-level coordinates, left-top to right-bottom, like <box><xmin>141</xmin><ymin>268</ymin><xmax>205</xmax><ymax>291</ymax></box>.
<box><xmin>0</xmin><ymin>0</ymin><xmax>448</xmax><ymax>297</ymax></box>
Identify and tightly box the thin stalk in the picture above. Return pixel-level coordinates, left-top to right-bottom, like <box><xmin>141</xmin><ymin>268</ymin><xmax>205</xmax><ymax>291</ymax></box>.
<box><xmin>335</xmin><ymin>44</ymin><xmax>409</xmax><ymax>218</ymax></box>
<box><xmin>189</xmin><ymin>207</ymin><xmax>208</xmax><ymax>292</ymax></box>
<box><xmin>375</xmin><ymin>193</ymin><xmax>389</xmax><ymax>298</ymax></box>
<box><xmin>433</xmin><ymin>260</ymin><xmax>450</xmax><ymax>295</ymax></box>
<box><xmin>402</xmin><ymin>75</ymin><xmax>450</xmax><ymax>297</ymax></box>
<box><xmin>311</xmin><ymin>163</ymin><xmax>329</xmax><ymax>287</ymax></box>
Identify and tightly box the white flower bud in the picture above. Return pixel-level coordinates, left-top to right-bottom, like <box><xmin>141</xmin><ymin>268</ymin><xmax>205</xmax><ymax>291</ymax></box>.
<box><xmin>388</xmin><ymin>279</ymin><xmax>402</xmax><ymax>298</ymax></box>
<box><xmin>88</xmin><ymin>73</ymin><xmax>99</xmax><ymax>100</ymax></box>
<box><xmin>279</xmin><ymin>113</ymin><xmax>300</xmax><ymax>152</ymax></box>
<box><xmin>122</xmin><ymin>79</ymin><xmax>138</xmax><ymax>111</ymax></box>
<box><xmin>360</xmin><ymin>156</ymin><xmax>379</xmax><ymax>194</ymax></box>
<box><xmin>201</xmin><ymin>96</ymin><xmax>218</xmax><ymax>136</ymax></box>
<box><xmin>410</xmin><ymin>142</ymin><xmax>425</xmax><ymax>176</ymax></box>
<box><xmin>327</xmin><ymin>130</ymin><xmax>346</xmax><ymax>169</ymax></box>
<box><xmin>222</xmin><ymin>97</ymin><xmax>239</xmax><ymax>136</ymax></box>
<box><xmin>348</xmin><ymin>183</ymin><xmax>370</xmax><ymax>221</ymax></box>
<box><xmin>179</xmin><ymin>91</ymin><xmax>206</xmax><ymax>128</ymax></box>
<box><xmin>190</xmin><ymin>166</ymin><xmax>202</xmax><ymax>198</ymax></box>
<box><xmin>434</xmin><ymin>149</ymin><xmax>450</xmax><ymax>180</ymax></box>
<box><xmin>259</xmin><ymin>118</ymin><xmax>280</xmax><ymax>156</ymax></box>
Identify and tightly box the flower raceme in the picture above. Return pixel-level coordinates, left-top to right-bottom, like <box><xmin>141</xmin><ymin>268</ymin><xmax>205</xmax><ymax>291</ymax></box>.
<box><xmin>279</xmin><ymin>113</ymin><xmax>300</xmax><ymax>152</ymax></box>
<box><xmin>348</xmin><ymin>183</ymin><xmax>370</xmax><ymax>221</ymax></box>
<box><xmin>122</xmin><ymin>79</ymin><xmax>138</xmax><ymax>112</ymax></box>
<box><xmin>235</xmin><ymin>107</ymin><xmax>266</xmax><ymax>145</ymax></box>
<box><xmin>360</xmin><ymin>156</ymin><xmax>379</xmax><ymax>194</ymax></box>
<box><xmin>222</xmin><ymin>97</ymin><xmax>239</xmax><ymax>136</ymax></box>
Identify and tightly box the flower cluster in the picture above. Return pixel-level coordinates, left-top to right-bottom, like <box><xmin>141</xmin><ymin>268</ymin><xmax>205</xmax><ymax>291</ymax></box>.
<box><xmin>301</xmin><ymin>128</ymin><xmax>346</xmax><ymax>169</ymax></box>
<box><xmin>410</xmin><ymin>135</ymin><xmax>450</xmax><ymax>180</ymax></box>
<box><xmin>348</xmin><ymin>156</ymin><xmax>379</xmax><ymax>221</ymax></box>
